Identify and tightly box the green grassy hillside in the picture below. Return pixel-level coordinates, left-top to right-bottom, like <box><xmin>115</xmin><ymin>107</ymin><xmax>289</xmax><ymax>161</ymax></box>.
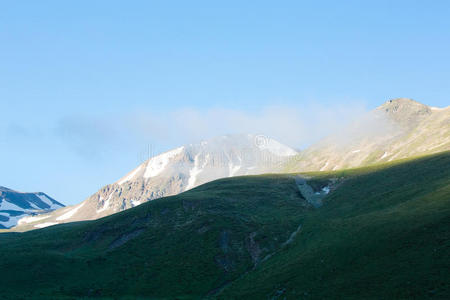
<box><xmin>219</xmin><ymin>152</ymin><xmax>450</xmax><ymax>299</ymax></box>
<box><xmin>0</xmin><ymin>174</ymin><xmax>318</xmax><ymax>299</ymax></box>
<box><xmin>0</xmin><ymin>152</ymin><xmax>449</xmax><ymax>299</ymax></box>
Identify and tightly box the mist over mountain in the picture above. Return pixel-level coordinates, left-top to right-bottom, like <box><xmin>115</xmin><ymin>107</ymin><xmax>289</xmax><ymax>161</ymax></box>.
<box><xmin>284</xmin><ymin>98</ymin><xmax>450</xmax><ymax>172</ymax></box>
<box><xmin>2</xmin><ymin>1</ymin><xmax>450</xmax><ymax>298</ymax></box>
<box><xmin>12</xmin><ymin>134</ymin><xmax>297</xmax><ymax>230</ymax></box>
<box><xmin>10</xmin><ymin>98</ymin><xmax>449</xmax><ymax>231</ymax></box>
<box><xmin>2</xmin><ymin>98</ymin><xmax>450</xmax><ymax>299</ymax></box>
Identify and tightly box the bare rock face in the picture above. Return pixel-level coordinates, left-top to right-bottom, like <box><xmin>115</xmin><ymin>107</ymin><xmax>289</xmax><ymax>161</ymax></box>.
<box><xmin>14</xmin><ymin>134</ymin><xmax>298</xmax><ymax>230</ymax></box>
<box><xmin>376</xmin><ymin>98</ymin><xmax>433</xmax><ymax>128</ymax></box>
<box><xmin>284</xmin><ymin>98</ymin><xmax>450</xmax><ymax>172</ymax></box>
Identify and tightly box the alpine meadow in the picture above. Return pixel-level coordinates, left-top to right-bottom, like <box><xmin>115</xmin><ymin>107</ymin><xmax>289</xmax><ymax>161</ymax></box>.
<box><xmin>1</xmin><ymin>1</ymin><xmax>449</xmax><ymax>299</ymax></box>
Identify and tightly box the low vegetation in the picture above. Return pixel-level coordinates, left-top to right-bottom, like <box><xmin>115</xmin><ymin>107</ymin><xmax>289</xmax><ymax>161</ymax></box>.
<box><xmin>0</xmin><ymin>152</ymin><xmax>448</xmax><ymax>299</ymax></box>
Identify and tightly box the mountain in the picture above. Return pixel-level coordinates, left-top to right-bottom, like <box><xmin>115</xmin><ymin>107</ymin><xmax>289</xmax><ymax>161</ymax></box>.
<box><xmin>13</xmin><ymin>134</ymin><xmax>297</xmax><ymax>230</ymax></box>
<box><xmin>11</xmin><ymin>98</ymin><xmax>450</xmax><ymax>231</ymax></box>
<box><xmin>218</xmin><ymin>152</ymin><xmax>450</xmax><ymax>299</ymax></box>
<box><xmin>0</xmin><ymin>186</ymin><xmax>64</xmax><ymax>229</ymax></box>
<box><xmin>0</xmin><ymin>152</ymin><xmax>448</xmax><ymax>298</ymax></box>
<box><xmin>284</xmin><ymin>98</ymin><xmax>450</xmax><ymax>172</ymax></box>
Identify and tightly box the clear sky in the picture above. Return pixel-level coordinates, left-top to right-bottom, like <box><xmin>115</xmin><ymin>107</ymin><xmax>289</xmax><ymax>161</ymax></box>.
<box><xmin>1</xmin><ymin>0</ymin><xmax>449</xmax><ymax>205</ymax></box>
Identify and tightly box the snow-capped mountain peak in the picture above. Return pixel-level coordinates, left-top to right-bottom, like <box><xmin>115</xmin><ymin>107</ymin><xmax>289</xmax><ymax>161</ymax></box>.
<box><xmin>255</xmin><ymin>135</ymin><xmax>298</xmax><ymax>156</ymax></box>
<box><xmin>143</xmin><ymin>146</ymin><xmax>185</xmax><ymax>179</ymax></box>
<box><xmin>14</xmin><ymin>134</ymin><xmax>297</xmax><ymax>230</ymax></box>
<box><xmin>0</xmin><ymin>186</ymin><xmax>64</xmax><ymax>229</ymax></box>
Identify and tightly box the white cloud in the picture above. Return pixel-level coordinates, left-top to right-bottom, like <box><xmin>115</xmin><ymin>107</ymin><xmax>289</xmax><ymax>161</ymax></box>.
<box><xmin>53</xmin><ymin>101</ymin><xmax>370</xmax><ymax>159</ymax></box>
<box><xmin>126</xmin><ymin>101</ymin><xmax>369</xmax><ymax>150</ymax></box>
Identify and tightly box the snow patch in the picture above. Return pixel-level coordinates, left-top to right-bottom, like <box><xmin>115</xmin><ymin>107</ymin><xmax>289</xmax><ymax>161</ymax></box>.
<box><xmin>314</xmin><ymin>186</ymin><xmax>330</xmax><ymax>195</ymax></box>
<box><xmin>380</xmin><ymin>152</ymin><xmax>388</xmax><ymax>159</ymax></box>
<box><xmin>18</xmin><ymin>214</ymin><xmax>51</xmax><ymax>225</ymax></box>
<box><xmin>258</xmin><ymin>138</ymin><xmax>298</xmax><ymax>156</ymax></box>
<box><xmin>0</xmin><ymin>213</ymin><xmax>25</xmax><ymax>228</ymax></box>
<box><xmin>36</xmin><ymin>194</ymin><xmax>62</xmax><ymax>209</ymax></box>
<box><xmin>34</xmin><ymin>222</ymin><xmax>58</xmax><ymax>229</ymax></box>
<box><xmin>28</xmin><ymin>202</ymin><xmax>42</xmax><ymax>210</ymax></box>
<box><xmin>388</xmin><ymin>152</ymin><xmax>400</xmax><ymax>162</ymax></box>
<box><xmin>96</xmin><ymin>193</ymin><xmax>113</xmax><ymax>213</ymax></box>
<box><xmin>320</xmin><ymin>161</ymin><xmax>329</xmax><ymax>171</ymax></box>
<box><xmin>0</xmin><ymin>195</ymin><xmax>58</xmax><ymax>212</ymax></box>
<box><xmin>0</xmin><ymin>199</ymin><xmax>28</xmax><ymax>211</ymax></box>
<box><xmin>144</xmin><ymin>147</ymin><xmax>184</xmax><ymax>178</ymax></box>
<box><xmin>131</xmin><ymin>199</ymin><xmax>142</xmax><ymax>207</ymax></box>
<box><xmin>56</xmin><ymin>202</ymin><xmax>85</xmax><ymax>221</ymax></box>
<box><xmin>228</xmin><ymin>162</ymin><xmax>241</xmax><ymax>177</ymax></box>
<box><xmin>228</xmin><ymin>155</ymin><xmax>242</xmax><ymax>177</ymax></box>
<box><xmin>428</xmin><ymin>141</ymin><xmax>448</xmax><ymax>150</ymax></box>
<box><xmin>118</xmin><ymin>165</ymin><xmax>143</xmax><ymax>185</ymax></box>
<box><xmin>186</xmin><ymin>154</ymin><xmax>201</xmax><ymax>190</ymax></box>
<box><xmin>186</xmin><ymin>153</ymin><xmax>210</xmax><ymax>190</ymax></box>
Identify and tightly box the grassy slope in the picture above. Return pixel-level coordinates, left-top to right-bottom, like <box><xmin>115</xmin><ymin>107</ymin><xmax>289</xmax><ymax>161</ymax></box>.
<box><xmin>0</xmin><ymin>175</ymin><xmax>315</xmax><ymax>299</ymax></box>
<box><xmin>0</xmin><ymin>152</ymin><xmax>448</xmax><ymax>299</ymax></box>
<box><xmin>218</xmin><ymin>152</ymin><xmax>450</xmax><ymax>299</ymax></box>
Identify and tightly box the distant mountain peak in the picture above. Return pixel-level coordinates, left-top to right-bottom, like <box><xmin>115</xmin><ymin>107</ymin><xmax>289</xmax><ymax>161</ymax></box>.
<box><xmin>284</xmin><ymin>98</ymin><xmax>449</xmax><ymax>173</ymax></box>
<box><xmin>376</xmin><ymin>98</ymin><xmax>432</xmax><ymax>127</ymax></box>
<box><xmin>379</xmin><ymin>97</ymin><xmax>430</xmax><ymax>111</ymax></box>
<box><xmin>0</xmin><ymin>186</ymin><xmax>14</xmax><ymax>192</ymax></box>
<box><xmin>0</xmin><ymin>187</ymin><xmax>64</xmax><ymax>229</ymax></box>
<box><xmin>14</xmin><ymin>134</ymin><xmax>298</xmax><ymax>230</ymax></box>
<box><xmin>116</xmin><ymin>133</ymin><xmax>297</xmax><ymax>187</ymax></box>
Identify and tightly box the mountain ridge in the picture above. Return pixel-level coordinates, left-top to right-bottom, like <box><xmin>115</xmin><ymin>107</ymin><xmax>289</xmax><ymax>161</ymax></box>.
<box><xmin>284</xmin><ymin>98</ymin><xmax>450</xmax><ymax>172</ymax></box>
<box><xmin>12</xmin><ymin>134</ymin><xmax>298</xmax><ymax>230</ymax></box>
<box><xmin>0</xmin><ymin>186</ymin><xmax>64</xmax><ymax>229</ymax></box>
<box><xmin>0</xmin><ymin>151</ymin><xmax>448</xmax><ymax>298</ymax></box>
<box><xmin>10</xmin><ymin>98</ymin><xmax>450</xmax><ymax>231</ymax></box>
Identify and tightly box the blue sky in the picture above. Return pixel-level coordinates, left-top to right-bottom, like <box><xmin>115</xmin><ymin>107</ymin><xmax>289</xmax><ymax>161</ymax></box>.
<box><xmin>1</xmin><ymin>0</ymin><xmax>449</xmax><ymax>205</ymax></box>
